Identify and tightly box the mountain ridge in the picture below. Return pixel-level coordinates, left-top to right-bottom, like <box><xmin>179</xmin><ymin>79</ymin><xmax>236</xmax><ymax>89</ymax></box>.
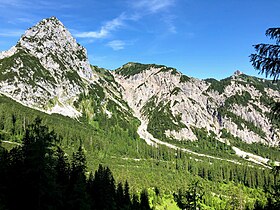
<box><xmin>114</xmin><ymin>63</ymin><xmax>279</xmax><ymax>146</ymax></box>
<box><xmin>0</xmin><ymin>16</ymin><xmax>279</xmax><ymax>152</ymax></box>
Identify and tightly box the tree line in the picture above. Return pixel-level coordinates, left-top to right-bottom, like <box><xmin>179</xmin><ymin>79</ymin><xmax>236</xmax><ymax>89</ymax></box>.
<box><xmin>0</xmin><ymin>100</ymin><xmax>277</xmax><ymax>191</ymax></box>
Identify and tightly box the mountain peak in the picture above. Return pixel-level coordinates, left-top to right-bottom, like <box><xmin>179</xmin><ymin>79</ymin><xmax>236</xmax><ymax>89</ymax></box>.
<box><xmin>35</xmin><ymin>16</ymin><xmax>61</xmax><ymax>26</ymax></box>
<box><xmin>46</xmin><ymin>16</ymin><xmax>60</xmax><ymax>22</ymax></box>
<box><xmin>17</xmin><ymin>16</ymin><xmax>93</xmax><ymax>80</ymax></box>
<box><xmin>233</xmin><ymin>70</ymin><xmax>243</xmax><ymax>76</ymax></box>
<box><xmin>0</xmin><ymin>16</ymin><xmax>96</xmax><ymax>117</ymax></box>
<box><xmin>19</xmin><ymin>16</ymin><xmax>74</xmax><ymax>52</ymax></box>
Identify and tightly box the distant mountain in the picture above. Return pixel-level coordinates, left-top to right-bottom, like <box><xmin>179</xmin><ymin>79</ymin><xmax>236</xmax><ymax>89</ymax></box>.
<box><xmin>0</xmin><ymin>17</ymin><xmax>279</xmax><ymax>156</ymax></box>
<box><xmin>114</xmin><ymin>62</ymin><xmax>280</xmax><ymax>146</ymax></box>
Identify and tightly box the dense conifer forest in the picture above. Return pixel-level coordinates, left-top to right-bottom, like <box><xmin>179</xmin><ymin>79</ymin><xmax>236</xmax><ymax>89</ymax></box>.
<box><xmin>0</xmin><ymin>106</ymin><xmax>279</xmax><ymax>209</ymax></box>
<box><xmin>0</xmin><ymin>118</ymin><xmax>153</xmax><ymax>210</ymax></box>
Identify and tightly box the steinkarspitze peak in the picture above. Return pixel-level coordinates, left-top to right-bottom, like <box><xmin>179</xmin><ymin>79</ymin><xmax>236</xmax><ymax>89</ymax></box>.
<box><xmin>0</xmin><ymin>17</ymin><xmax>97</xmax><ymax>117</ymax></box>
<box><xmin>18</xmin><ymin>16</ymin><xmax>93</xmax><ymax>80</ymax></box>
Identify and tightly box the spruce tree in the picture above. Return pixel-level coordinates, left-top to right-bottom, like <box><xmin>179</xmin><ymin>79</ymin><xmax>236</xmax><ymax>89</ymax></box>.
<box><xmin>250</xmin><ymin>27</ymin><xmax>280</xmax><ymax>126</ymax></box>
<box><xmin>21</xmin><ymin>117</ymin><xmax>57</xmax><ymax>210</ymax></box>
<box><xmin>55</xmin><ymin>146</ymin><xmax>70</xmax><ymax>209</ymax></box>
<box><xmin>174</xmin><ymin>181</ymin><xmax>204</xmax><ymax>210</ymax></box>
<box><xmin>131</xmin><ymin>194</ymin><xmax>140</xmax><ymax>210</ymax></box>
<box><xmin>124</xmin><ymin>180</ymin><xmax>132</xmax><ymax>209</ymax></box>
<box><xmin>68</xmin><ymin>146</ymin><xmax>90</xmax><ymax>210</ymax></box>
<box><xmin>116</xmin><ymin>182</ymin><xmax>124</xmax><ymax>210</ymax></box>
<box><xmin>92</xmin><ymin>164</ymin><xmax>116</xmax><ymax>210</ymax></box>
<box><xmin>140</xmin><ymin>189</ymin><xmax>151</xmax><ymax>210</ymax></box>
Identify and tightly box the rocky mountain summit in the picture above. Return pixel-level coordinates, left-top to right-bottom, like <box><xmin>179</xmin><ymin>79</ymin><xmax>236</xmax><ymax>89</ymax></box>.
<box><xmin>0</xmin><ymin>17</ymin><xmax>279</xmax><ymax>149</ymax></box>
<box><xmin>18</xmin><ymin>16</ymin><xmax>93</xmax><ymax>80</ymax></box>
<box><xmin>0</xmin><ymin>17</ymin><xmax>95</xmax><ymax>117</ymax></box>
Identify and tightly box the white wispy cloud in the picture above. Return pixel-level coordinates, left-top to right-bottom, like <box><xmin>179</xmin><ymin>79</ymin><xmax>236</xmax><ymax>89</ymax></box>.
<box><xmin>75</xmin><ymin>0</ymin><xmax>176</xmax><ymax>40</ymax></box>
<box><xmin>16</xmin><ymin>17</ymin><xmax>35</xmax><ymax>24</ymax></box>
<box><xmin>131</xmin><ymin>0</ymin><xmax>175</xmax><ymax>13</ymax></box>
<box><xmin>88</xmin><ymin>54</ymin><xmax>107</xmax><ymax>63</ymax></box>
<box><xmin>74</xmin><ymin>0</ymin><xmax>176</xmax><ymax>50</ymax></box>
<box><xmin>162</xmin><ymin>15</ymin><xmax>177</xmax><ymax>34</ymax></box>
<box><xmin>75</xmin><ymin>14</ymin><xmax>126</xmax><ymax>39</ymax></box>
<box><xmin>7</xmin><ymin>17</ymin><xmax>37</xmax><ymax>25</ymax></box>
<box><xmin>0</xmin><ymin>0</ymin><xmax>74</xmax><ymax>10</ymax></box>
<box><xmin>106</xmin><ymin>40</ymin><xmax>126</xmax><ymax>51</ymax></box>
<box><xmin>38</xmin><ymin>0</ymin><xmax>73</xmax><ymax>9</ymax></box>
<box><xmin>0</xmin><ymin>29</ymin><xmax>24</xmax><ymax>37</ymax></box>
<box><xmin>0</xmin><ymin>0</ymin><xmax>24</xmax><ymax>8</ymax></box>
<box><xmin>129</xmin><ymin>0</ymin><xmax>177</xmax><ymax>34</ymax></box>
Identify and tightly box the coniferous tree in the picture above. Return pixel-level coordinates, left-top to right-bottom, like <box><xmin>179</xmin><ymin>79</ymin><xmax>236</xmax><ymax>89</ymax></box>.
<box><xmin>140</xmin><ymin>189</ymin><xmax>151</xmax><ymax>210</ymax></box>
<box><xmin>55</xmin><ymin>146</ymin><xmax>70</xmax><ymax>187</ymax></box>
<box><xmin>250</xmin><ymin>28</ymin><xmax>280</xmax><ymax>81</ymax></box>
<box><xmin>5</xmin><ymin>146</ymin><xmax>24</xmax><ymax>210</ymax></box>
<box><xmin>0</xmin><ymin>145</ymin><xmax>9</xmax><ymax>209</ymax></box>
<box><xmin>55</xmin><ymin>146</ymin><xmax>70</xmax><ymax>209</ymax></box>
<box><xmin>250</xmin><ymin>27</ymin><xmax>280</xmax><ymax>126</ymax></box>
<box><xmin>91</xmin><ymin>164</ymin><xmax>116</xmax><ymax>210</ymax></box>
<box><xmin>268</xmin><ymin>182</ymin><xmax>280</xmax><ymax>209</ymax></box>
<box><xmin>116</xmin><ymin>182</ymin><xmax>125</xmax><ymax>210</ymax></box>
<box><xmin>263</xmin><ymin>166</ymin><xmax>280</xmax><ymax>210</ymax></box>
<box><xmin>21</xmin><ymin>117</ymin><xmax>57</xmax><ymax>210</ymax></box>
<box><xmin>251</xmin><ymin>25</ymin><xmax>280</xmax><ymax>205</ymax></box>
<box><xmin>87</xmin><ymin>172</ymin><xmax>95</xmax><ymax>210</ymax></box>
<box><xmin>131</xmin><ymin>194</ymin><xmax>140</xmax><ymax>210</ymax></box>
<box><xmin>174</xmin><ymin>181</ymin><xmax>204</xmax><ymax>210</ymax></box>
<box><xmin>254</xmin><ymin>199</ymin><xmax>266</xmax><ymax>210</ymax></box>
<box><xmin>68</xmin><ymin>146</ymin><xmax>90</xmax><ymax>210</ymax></box>
<box><xmin>123</xmin><ymin>180</ymin><xmax>132</xmax><ymax>209</ymax></box>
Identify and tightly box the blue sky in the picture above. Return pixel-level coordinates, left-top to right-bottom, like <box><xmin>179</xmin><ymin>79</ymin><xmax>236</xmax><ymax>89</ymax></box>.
<box><xmin>0</xmin><ymin>0</ymin><xmax>279</xmax><ymax>80</ymax></box>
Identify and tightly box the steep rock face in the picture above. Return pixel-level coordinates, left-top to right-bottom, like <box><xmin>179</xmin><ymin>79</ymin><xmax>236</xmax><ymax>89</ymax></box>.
<box><xmin>114</xmin><ymin>63</ymin><xmax>280</xmax><ymax>145</ymax></box>
<box><xmin>0</xmin><ymin>17</ymin><xmax>95</xmax><ymax>117</ymax></box>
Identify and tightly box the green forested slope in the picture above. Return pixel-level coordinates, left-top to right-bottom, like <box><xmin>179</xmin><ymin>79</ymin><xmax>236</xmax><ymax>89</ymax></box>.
<box><xmin>0</xmin><ymin>94</ymin><xmax>279</xmax><ymax>209</ymax></box>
